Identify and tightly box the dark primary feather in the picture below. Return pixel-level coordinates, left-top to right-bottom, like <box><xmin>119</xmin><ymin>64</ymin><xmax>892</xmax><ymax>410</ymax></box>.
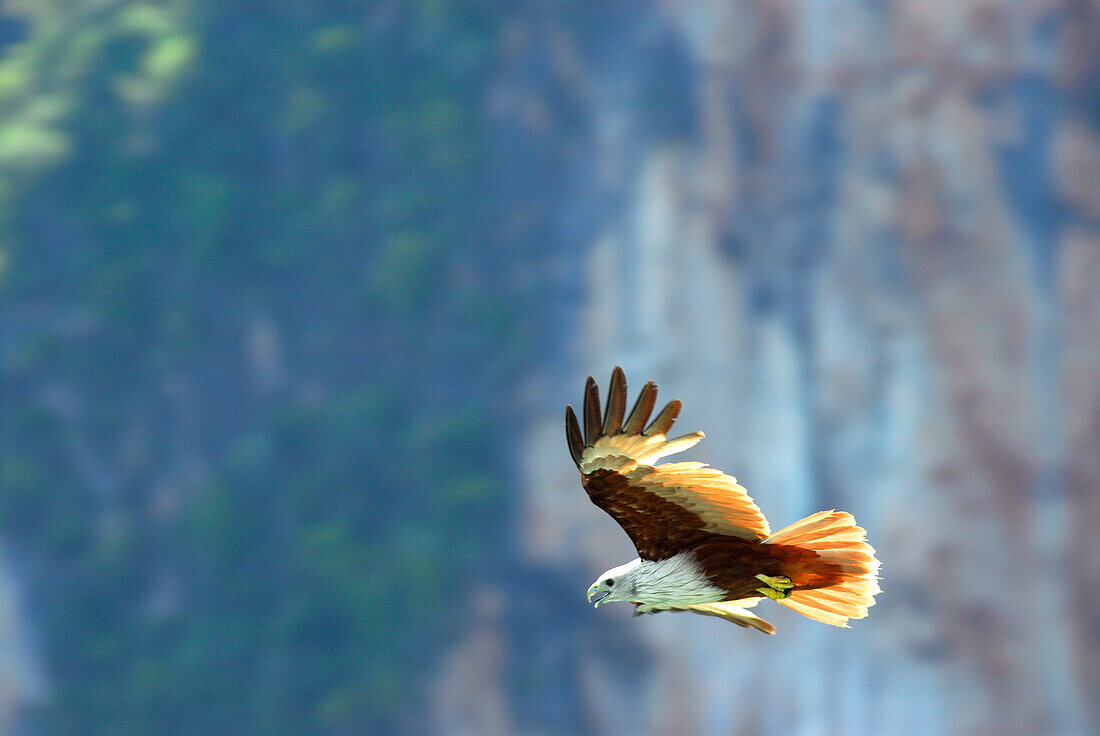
<box><xmin>602</xmin><ymin>366</ymin><xmax>627</xmax><ymax>435</ymax></box>
<box><xmin>565</xmin><ymin>405</ymin><xmax>584</xmax><ymax>467</ymax></box>
<box><xmin>644</xmin><ymin>399</ymin><xmax>681</xmax><ymax>437</ymax></box>
<box><xmin>622</xmin><ymin>380</ymin><xmax>657</xmax><ymax>435</ymax></box>
<box><xmin>583</xmin><ymin>376</ymin><xmax>602</xmax><ymax>446</ymax></box>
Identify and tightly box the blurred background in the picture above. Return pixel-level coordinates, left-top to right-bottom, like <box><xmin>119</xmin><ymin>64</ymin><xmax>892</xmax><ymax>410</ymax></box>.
<box><xmin>0</xmin><ymin>1</ymin><xmax>1098</xmax><ymax>734</ymax></box>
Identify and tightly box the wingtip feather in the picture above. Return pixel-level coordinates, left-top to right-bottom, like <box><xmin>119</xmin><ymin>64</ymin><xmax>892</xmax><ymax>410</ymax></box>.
<box><xmin>622</xmin><ymin>380</ymin><xmax>657</xmax><ymax>434</ymax></box>
<box><xmin>583</xmin><ymin>376</ymin><xmax>602</xmax><ymax>445</ymax></box>
<box><xmin>602</xmin><ymin>367</ymin><xmax>627</xmax><ymax>435</ymax></box>
<box><xmin>565</xmin><ymin>405</ymin><xmax>584</xmax><ymax>467</ymax></box>
<box><xmin>644</xmin><ymin>399</ymin><xmax>682</xmax><ymax>436</ymax></box>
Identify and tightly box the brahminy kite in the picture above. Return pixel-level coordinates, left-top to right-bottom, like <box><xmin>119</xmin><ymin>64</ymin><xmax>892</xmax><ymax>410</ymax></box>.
<box><xmin>566</xmin><ymin>368</ymin><xmax>881</xmax><ymax>634</ymax></box>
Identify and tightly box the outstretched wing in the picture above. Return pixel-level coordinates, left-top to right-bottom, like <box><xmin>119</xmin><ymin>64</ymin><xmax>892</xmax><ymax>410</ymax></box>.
<box><xmin>566</xmin><ymin>367</ymin><xmax>770</xmax><ymax>561</ymax></box>
<box><xmin>660</xmin><ymin>599</ymin><xmax>776</xmax><ymax>635</ymax></box>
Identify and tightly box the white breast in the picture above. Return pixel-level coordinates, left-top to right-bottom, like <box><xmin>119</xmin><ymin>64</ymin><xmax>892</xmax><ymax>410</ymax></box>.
<box><xmin>634</xmin><ymin>550</ymin><xmax>727</xmax><ymax>608</ymax></box>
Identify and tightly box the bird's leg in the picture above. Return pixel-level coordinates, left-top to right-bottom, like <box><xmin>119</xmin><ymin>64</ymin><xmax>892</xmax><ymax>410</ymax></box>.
<box><xmin>755</xmin><ymin>573</ymin><xmax>794</xmax><ymax>600</ymax></box>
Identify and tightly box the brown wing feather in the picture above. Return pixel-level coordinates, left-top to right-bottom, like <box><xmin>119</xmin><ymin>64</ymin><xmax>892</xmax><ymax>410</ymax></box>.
<box><xmin>565</xmin><ymin>405</ymin><xmax>584</xmax><ymax>467</ymax></box>
<box><xmin>583</xmin><ymin>469</ymin><xmax>711</xmax><ymax>560</ymax></box>
<box><xmin>568</xmin><ymin>368</ymin><xmax>771</xmax><ymax>560</ymax></box>
<box><xmin>622</xmin><ymin>380</ymin><xmax>657</xmax><ymax>434</ymax></box>
<box><xmin>644</xmin><ymin>399</ymin><xmax>681</xmax><ymax>436</ymax></box>
<box><xmin>602</xmin><ymin>366</ymin><xmax>627</xmax><ymax>435</ymax></box>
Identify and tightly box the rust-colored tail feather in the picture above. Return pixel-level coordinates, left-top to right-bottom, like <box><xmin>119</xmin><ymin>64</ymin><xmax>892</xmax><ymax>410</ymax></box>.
<box><xmin>763</xmin><ymin>510</ymin><xmax>881</xmax><ymax>627</ymax></box>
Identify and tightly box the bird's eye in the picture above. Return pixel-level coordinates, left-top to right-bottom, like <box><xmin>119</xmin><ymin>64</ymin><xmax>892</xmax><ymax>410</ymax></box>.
<box><xmin>606</xmin><ymin>579</ymin><xmax>615</xmax><ymax>588</ymax></box>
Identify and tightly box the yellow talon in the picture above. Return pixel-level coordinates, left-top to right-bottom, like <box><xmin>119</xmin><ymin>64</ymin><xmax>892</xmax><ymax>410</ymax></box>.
<box><xmin>755</xmin><ymin>573</ymin><xmax>794</xmax><ymax>599</ymax></box>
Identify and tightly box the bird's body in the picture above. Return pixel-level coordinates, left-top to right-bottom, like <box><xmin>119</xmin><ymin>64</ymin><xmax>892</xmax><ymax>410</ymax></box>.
<box><xmin>567</xmin><ymin>368</ymin><xmax>881</xmax><ymax>634</ymax></box>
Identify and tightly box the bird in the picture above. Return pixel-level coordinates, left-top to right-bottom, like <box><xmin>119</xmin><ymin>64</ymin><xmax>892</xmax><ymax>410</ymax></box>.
<box><xmin>566</xmin><ymin>367</ymin><xmax>880</xmax><ymax>634</ymax></box>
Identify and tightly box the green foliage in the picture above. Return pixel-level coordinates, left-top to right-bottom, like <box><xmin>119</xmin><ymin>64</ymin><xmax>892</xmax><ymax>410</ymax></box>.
<box><xmin>0</xmin><ymin>1</ymin><xmax>511</xmax><ymax>733</ymax></box>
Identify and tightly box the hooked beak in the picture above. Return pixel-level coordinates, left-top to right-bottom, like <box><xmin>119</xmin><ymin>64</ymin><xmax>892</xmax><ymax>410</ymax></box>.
<box><xmin>587</xmin><ymin>582</ymin><xmax>609</xmax><ymax>607</ymax></box>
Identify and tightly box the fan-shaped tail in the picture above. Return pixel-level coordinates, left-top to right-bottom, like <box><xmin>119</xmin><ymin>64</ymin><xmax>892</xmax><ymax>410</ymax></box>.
<box><xmin>763</xmin><ymin>510</ymin><xmax>881</xmax><ymax>627</ymax></box>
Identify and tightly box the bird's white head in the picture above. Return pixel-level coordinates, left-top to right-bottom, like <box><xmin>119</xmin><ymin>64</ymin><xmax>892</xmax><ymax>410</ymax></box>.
<box><xmin>586</xmin><ymin>558</ymin><xmax>641</xmax><ymax>608</ymax></box>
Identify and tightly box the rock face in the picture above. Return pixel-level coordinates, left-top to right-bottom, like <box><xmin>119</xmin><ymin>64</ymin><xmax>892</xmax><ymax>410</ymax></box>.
<box><xmin>435</xmin><ymin>2</ymin><xmax>1099</xmax><ymax>735</ymax></box>
<box><xmin>0</xmin><ymin>553</ymin><xmax>43</xmax><ymax>735</ymax></box>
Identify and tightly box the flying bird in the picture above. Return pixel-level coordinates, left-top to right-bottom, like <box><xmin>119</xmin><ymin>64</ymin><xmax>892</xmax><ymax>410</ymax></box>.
<box><xmin>566</xmin><ymin>368</ymin><xmax>880</xmax><ymax>634</ymax></box>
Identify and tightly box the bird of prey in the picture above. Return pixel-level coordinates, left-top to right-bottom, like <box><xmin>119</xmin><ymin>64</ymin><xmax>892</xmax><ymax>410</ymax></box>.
<box><xmin>566</xmin><ymin>368</ymin><xmax>880</xmax><ymax>634</ymax></box>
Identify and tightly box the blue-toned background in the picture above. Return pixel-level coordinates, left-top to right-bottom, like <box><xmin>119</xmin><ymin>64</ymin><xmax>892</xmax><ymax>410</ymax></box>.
<box><xmin>1</xmin><ymin>2</ymin><xmax>1098</xmax><ymax>734</ymax></box>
